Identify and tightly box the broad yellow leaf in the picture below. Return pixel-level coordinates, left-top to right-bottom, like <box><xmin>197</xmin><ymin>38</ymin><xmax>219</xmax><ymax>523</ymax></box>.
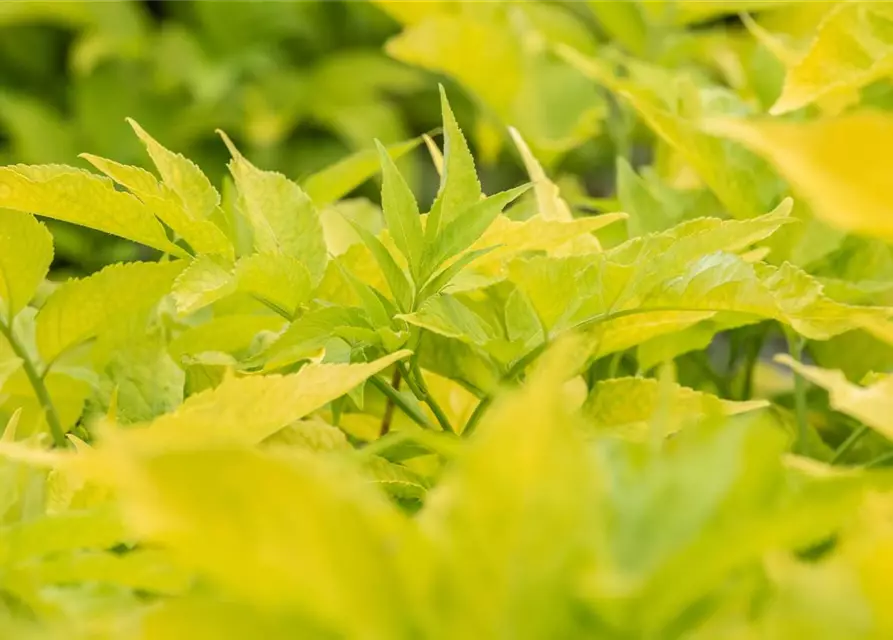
<box><xmin>117</xmin><ymin>351</ymin><xmax>411</xmax><ymax>449</ymax></box>
<box><xmin>0</xmin><ymin>164</ymin><xmax>182</xmax><ymax>255</ymax></box>
<box><xmin>106</xmin><ymin>446</ymin><xmax>430</xmax><ymax>636</ymax></box>
<box><xmin>584</xmin><ymin>376</ymin><xmax>768</xmax><ymax>439</ymax></box>
<box><xmin>768</xmin><ymin>2</ymin><xmax>893</xmax><ymax>115</ymax></box>
<box><xmin>776</xmin><ymin>354</ymin><xmax>893</xmax><ymax>440</ymax></box>
<box><xmin>707</xmin><ymin>110</ymin><xmax>893</xmax><ymax>241</ymax></box>
<box><xmin>81</xmin><ymin>153</ymin><xmax>233</xmax><ymax>259</ymax></box>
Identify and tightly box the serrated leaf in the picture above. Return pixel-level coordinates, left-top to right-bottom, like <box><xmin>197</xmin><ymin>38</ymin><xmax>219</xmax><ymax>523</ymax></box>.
<box><xmin>776</xmin><ymin>355</ymin><xmax>893</xmax><ymax>441</ymax></box>
<box><xmin>0</xmin><ymin>164</ymin><xmax>182</xmax><ymax>255</ymax></box>
<box><xmin>119</xmin><ymin>351</ymin><xmax>411</xmax><ymax>449</ymax></box>
<box><xmin>706</xmin><ymin>110</ymin><xmax>893</xmax><ymax>242</ymax></box>
<box><xmin>80</xmin><ymin>153</ymin><xmax>233</xmax><ymax>259</ymax></box>
<box><xmin>0</xmin><ymin>210</ymin><xmax>52</xmax><ymax>322</ymax></box>
<box><xmin>219</xmin><ymin>132</ymin><xmax>328</xmax><ymax>283</ymax></box>
<box><xmin>172</xmin><ymin>256</ymin><xmax>236</xmax><ymax>316</ymax></box>
<box><xmin>345</xmin><ymin>218</ymin><xmax>413</xmax><ymax>313</ymax></box>
<box><xmin>259</xmin><ymin>306</ymin><xmax>375</xmax><ymax>372</ymax></box>
<box><xmin>36</xmin><ymin>261</ymin><xmax>185</xmax><ymax>364</ymax></box>
<box><xmin>421</xmin><ymin>184</ymin><xmax>530</xmax><ymax>280</ymax></box>
<box><xmin>234</xmin><ymin>253</ymin><xmax>313</xmax><ymax>320</ymax></box>
<box><xmin>103</xmin><ymin>334</ymin><xmax>185</xmax><ymax>425</ymax></box>
<box><xmin>470</xmin><ymin>212</ymin><xmax>626</xmax><ymax>279</ymax></box>
<box><xmin>425</xmin><ymin>87</ymin><xmax>483</xmax><ymax>243</ymax></box>
<box><xmin>375</xmin><ymin>140</ymin><xmax>425</xmax><ymax>277</ymax></box>
<box><xmin>362</xmin><ymin>455</ymin><xmax>429</xmax><ymax>502</ymax></box>
<box><xmin>398</xmin><ymin>294</ymin><xmax>496</xmax><ymax>346</ymax></box>
<box><xmin>127</xmin><ymin>118</ymin><xmax>220</xmax><ymax>220</ymax></box>
<box><xmin>303</xmin><ymin>137</ymin><xmax>421</xmax><ymax>208</ymax></box>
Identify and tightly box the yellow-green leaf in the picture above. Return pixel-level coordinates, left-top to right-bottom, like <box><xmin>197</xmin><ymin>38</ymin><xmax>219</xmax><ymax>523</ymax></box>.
<box><xmin>303</xmin><ymin>137</ymin><xmax>422</xmax><ymax>208</ymax></box>
<box><xmin>706</xmin><ymin>110</ymin><xmax>893</xmax><ymax>242</ymax></box>
<box><xmin>81</xmin><ymin>153</ymin><xmax>233</xmax><ymax>258</ymax></box>
<box><xmin>0</xmin><ymin>210</ymin><xmax>52</xmax><ymax>322</ymax></box>
<box><xmin>172</xmin><ymin>256</ymin><xmax>236</xmax><ymax>316</ymax></box>
<box><xmin>36</xmin><ymin>260</ymin><xmax>185</xmax><ymax>364</ymax></box>
<box><xmin>220</xmin><ymin>132</ymin><xmax>328</xmax><ymax>283</ymax></box>
<box><xmin>776</xmin><ymin>355</ymin><xmax>893</xmax><ymax>440</ymax></box>
<box><xmin>0</xmin><ymin>164</ymin><xmax>182</xmax><ymax>255</ymax></box>
<box><xmin>120</xmin><ymin>351</ymin><xmax>411</xmax><ymax>449</ymax></box>
<box><xmin>769</xmin><ymin>3</ymin><xmax>893</xmax><ymax>115</ymax></box>
<box><xmin>425</xmin><ymin>87</ymin><xmax>483</xmax><ymax>242</ymax></box>
<box><xmin>107</xmin><ymin>447</ymin><xmax>428</xmax><ymax>636</ymax></box>
<box><xmin>234</xmin><ymin>253</ymin><xmax>313</xmax><ymax>320</ymax></box>
<box><xmin>584</xmin><ymin>376</ymin><xmax>769</xmax><ymax>439</ymax></box>
<box><xmin>128</xmin><ymin>118</ymin><xmax>220</xmax><ymax>220</ymax></box>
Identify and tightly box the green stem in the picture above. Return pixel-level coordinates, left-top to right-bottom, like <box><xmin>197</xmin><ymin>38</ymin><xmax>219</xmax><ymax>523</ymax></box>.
<box><xmin>379</xmin><ymin>367</ymin><xmax>401</xmax><ymax>437</ymax></box>
<box><xmin>830</xmin><ymin>423</ymin><xmax>870</xmax><ymax>465</ymax></box>
<box><xmin>865</xmin><ymin>450</ymin><xmax>893</xmax><ymax>469</ymax></box>
<box><xmin>462</xmin><ymin>341</ymin><xmax>548</xmax><ymax>438</ymax></box>
<box><xmin>786</xmin><ymin>332</ymin><xmax>809</xmax><ymax>455</ymax></box>
<box><xmin>369</xmin><ymin>375</ymin><xmax>433</xmax><ymax>431</ymax></box>
<box><xmin>399</xmin><ymin>362</ymin><xmax>454</xmax><ymax>434</ymax></box>
<box><xmin>0</xmin><ymin>322</ymin><xmax>65</xmax><ymax>447</ymax></box>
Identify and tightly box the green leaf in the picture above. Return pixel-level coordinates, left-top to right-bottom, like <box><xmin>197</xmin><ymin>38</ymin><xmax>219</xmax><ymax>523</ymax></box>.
<box><xmin>36</xmin><ymin>260</ymin><xmax>185</xmax><ymax>365</ymax></box>
<box><xmin>120</xmin><ymin>350</ymin><xmax>411</xmax><ymax>449</ymax></box>
<box><xmin>259</xmin><ymin>306</ymin><xmax>375</xmax><ymax>372</ymax></box>
<box><xmin>398</xmin><ymin>294</ymin><xmax>496</xmax><ymax>346</ymax></box>
<box><xmin>263</xmin><ymin>418</ymin><xmax>350</xmax><ymax>452</ymax></box>
<box><xmin>344</xmin><ymin>218</ymin><xmax>413</xmax><ymax>313</ymax></box>
<box><xmin>0</xmin><ymin>210</ymin><xmax>53</xmax><ymax>323</ymax></box>
<box><xmin>425</xmin><ymin>87</ymin><xmax>483</xmax><ymax>243</ymax></box>
<box><xmin>103</xmin><ymin>333</ymin><xmax>185</xmax><ymax>425</ymax></box>
<box><xmin>127</xmin><ymin>118</ymin><xmax>220</xmax><ymax>220</ymax></box>
<box><xmin>375</xmin><ymin>140</ymin><xmax>425</xmax><ymax>277</ymax></box>
<box><xmin>421</xmin><ymin>184</ymin><xmax>531</xmax><ymax>280</ymax></box>
<box><xmin>0</xmin><ymin>164</ymin><xmax>183</xmax><ymax>255</ymax></box>
<box><xmin>587</xmin><ymin>0</ymin><xmax>649</xmax><ymax>57</ymax></box>
<box><xmin>584</xmin><ymin>413</ymin><xmax>860</xmax><ymax>633</ymax></box>
<box><xmin>303</xmin><ymin>137</ymin><xmax>421</xmax><ymax>208</ymax></box>
<box><xmin>219</xmin><ymin>132</ymin><xmax>328</xmax><ymax>283</ymax></box>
